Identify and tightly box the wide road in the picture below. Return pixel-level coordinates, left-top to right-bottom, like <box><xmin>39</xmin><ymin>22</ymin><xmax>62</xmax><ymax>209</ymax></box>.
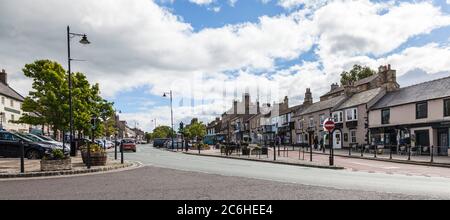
<box><xmin>0</xmin><ymin>145</ymin><xmax>449</xmax><ymax>199</ymax></box>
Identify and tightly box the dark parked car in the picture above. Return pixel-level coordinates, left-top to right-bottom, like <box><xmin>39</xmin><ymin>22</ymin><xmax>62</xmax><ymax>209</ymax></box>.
<box><xmin>153</xmin><ymin>138</ymin><xmax>169</xmax><ymax>148</ymax></box>
<box><xmin>0</xmin><ymin>131</ymin><xmax>60</xmax><ymax>159</ymax></box>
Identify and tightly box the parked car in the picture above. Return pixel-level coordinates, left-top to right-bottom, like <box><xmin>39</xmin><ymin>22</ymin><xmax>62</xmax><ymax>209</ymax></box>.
<box><xmin>36</xmin><ymin>134</ymin><xmax>63</xmax><ymax>145</ymax></box>
<box><xmin>153</xmin><ymin>138</ymin><xmax>169</xmax><ymax>148</ymax></box>
<box><xmin>21</xmin><ymin>133</ymin><xmax>68</xmax><ymax>152</ymax></box>
<box><xmin>0</xmin><ymin>131</ymin><xmax>61</xmax><ymax>159</ymax></box>
<box><xmin>121</xmin><ymin>139</ymin><xmax>136</xmax><ymax>152</ymax></box>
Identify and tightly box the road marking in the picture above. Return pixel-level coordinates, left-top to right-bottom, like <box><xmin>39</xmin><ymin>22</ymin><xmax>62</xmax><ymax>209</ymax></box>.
<box><xmin>349</xmin><ymin>161</ymin><xmax>400</xmax><ymax>169</ymax></box>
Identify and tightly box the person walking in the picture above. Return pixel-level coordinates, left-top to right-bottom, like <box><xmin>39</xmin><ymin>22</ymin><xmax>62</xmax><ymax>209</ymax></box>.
<box><xmin>314</xmin><ymin>136</ymin><xmax>319</xmax><ymax>150</ymax></box>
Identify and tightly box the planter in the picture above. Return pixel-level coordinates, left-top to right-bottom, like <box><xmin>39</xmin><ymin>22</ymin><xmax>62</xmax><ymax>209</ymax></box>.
<box><xmin>81</xmin><ymin>151</ymin><xmax>108</xmax><ymax>166</ymax></box>
<box><xmin>40</xmin><ymin>157</ymin><xmax>72</xmax><ymax>171</ymax></box>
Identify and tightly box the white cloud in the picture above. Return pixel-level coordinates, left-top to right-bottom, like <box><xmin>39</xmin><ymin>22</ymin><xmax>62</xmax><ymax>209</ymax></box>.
<box><xmin>189</xmin><ymin>0</ymin><xmax>214</xmax><ymax>5</ymax></box>
<box><xmin>277</xmin><ymin>0</ymin><xmax>329</xmax><ymax>9</ymax></box>
<box><xmin>313</xmin><ymin>0</ymin><xmax>450</xmax><ymax>57</ymax></box>
<box><xmin>1</xmin><ymin>0</ymin><xmax>450</xmax><ymax>131</ymax></box>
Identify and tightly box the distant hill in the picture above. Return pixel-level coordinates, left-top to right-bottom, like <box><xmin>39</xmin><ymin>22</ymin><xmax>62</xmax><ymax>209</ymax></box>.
<box><xmin>398</xmin><ymin>69</ymin><xmax>450</xmax><ymax>87</ymax></box>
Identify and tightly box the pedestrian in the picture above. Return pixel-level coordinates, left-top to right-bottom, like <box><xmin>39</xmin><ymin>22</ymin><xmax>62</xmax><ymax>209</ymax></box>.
<box><xmin>314</xmin><ymin>136</ymin><xmax>319</xmax><ymax>150</ymax></box>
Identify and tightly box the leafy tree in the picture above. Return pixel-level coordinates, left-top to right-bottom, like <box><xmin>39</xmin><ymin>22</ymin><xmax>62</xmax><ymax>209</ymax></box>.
<box><xmin>145</xmin><ymin>132</ymin><xmax>152</xmax><ymax>142</ymax></box>
<box><xmin>340</xmin><ymin>64</ymin><xmax>376</xmax><ymax>86</ymax></box>
<box><xmin>183</xmin><ymin>120</ymin><xmax>206</xmax><ymax>141</ymax></box>
<box><xmin>152</xmin><ymin>126</ymin><xmax>175</xmax><ymax>139</ymax></box>
<box><xmin>17</xmin><ymin>60</ymin><xmax>114</xmax><ymax>140</ymax></box>
<box><xmin>19</xmin><ymin>60</ymin><xmax>69</xmax><ymax>138</ymax></box>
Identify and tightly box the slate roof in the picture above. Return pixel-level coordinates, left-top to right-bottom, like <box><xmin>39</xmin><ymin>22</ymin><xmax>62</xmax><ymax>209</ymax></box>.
<box><xmin>300</xmin><ymin>95</ymin><xmax>347</xmax><ymax>115</ymax></box>
<box><xmin>372</xmin><ymin>76</ymin><xmax>450</xmax><ymax>109</ymax></box>
<box><xmin>335</xmin><ymin>88</ymin><xmax>383</xmax><ymax>110</ymax></box>
<box><xmin>0</xmin><ymin>83</ymin><xmax>24</xmax><ymax>101</ymax></box>
<box><xmin>280</xmin><ymin>104</ymin><xmax>303</xmax><ymax>115</ymax></box>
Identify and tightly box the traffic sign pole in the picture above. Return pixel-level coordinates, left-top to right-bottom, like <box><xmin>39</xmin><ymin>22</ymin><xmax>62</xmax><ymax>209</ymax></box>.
<box><xmin>323</xmin><ymin>119</ymin><xmax>335</xmax><ymax>167</ymax></box>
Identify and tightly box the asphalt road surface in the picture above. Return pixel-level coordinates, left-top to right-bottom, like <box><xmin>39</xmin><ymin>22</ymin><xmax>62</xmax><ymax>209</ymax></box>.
<box><xmin>0</xmin><ymin>145</ymin><xmax>449</xmax><ymax>200</ymax></box>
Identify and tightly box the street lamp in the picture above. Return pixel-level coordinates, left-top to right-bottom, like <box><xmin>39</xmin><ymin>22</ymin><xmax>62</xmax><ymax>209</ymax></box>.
<box><xmin>151</xmin><ymin>119</ymin><xmax>157</xmax><ymax>130</ymax></box>
<box><xmin>163</xmin><ymin>91</ymin><xmax>174</xmax><ymax>150</ymax></box>
<box><xmin>67</xmin><ymin>25</ymin><xmax>90</xmax><ymax>156</ymax></box>
<box><xmin>134</xmin><ymin>120</ymin><xmax>139</xmax><ymax>143</ymax></box>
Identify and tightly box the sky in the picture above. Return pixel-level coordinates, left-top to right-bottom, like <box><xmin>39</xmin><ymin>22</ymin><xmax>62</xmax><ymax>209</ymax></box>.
<box><xmin>0</xmin><ymin>0</ymin><xmax>450</xmax><ymax>132</ymax></box>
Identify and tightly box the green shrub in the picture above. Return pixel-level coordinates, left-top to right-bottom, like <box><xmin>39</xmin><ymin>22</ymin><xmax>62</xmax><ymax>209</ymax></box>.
<box><xmin>43</xmin><ymin>149</ymin><xmax>66</xmax><ymax>160</ymax></box>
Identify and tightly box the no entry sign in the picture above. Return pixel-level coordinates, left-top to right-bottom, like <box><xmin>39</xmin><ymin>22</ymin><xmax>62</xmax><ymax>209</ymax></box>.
<box><xmin>323</xmin><ymin>119</ymin><xmax>335</xmax><ymax>132</ymax></box>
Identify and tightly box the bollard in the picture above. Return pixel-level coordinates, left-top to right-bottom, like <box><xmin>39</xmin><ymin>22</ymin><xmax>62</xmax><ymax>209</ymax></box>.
<box><xmin>374</xmin><ymin>145</ymin><xmax>377</xmax><ymax>158</ymax></box>
<box><xmin>431</xmin><ymin>146</ymin><xmax>434</xmax><ymax>163</ymax></box>
<box><xmin>361</xmin><ymin>145</ymin><xmax>364</xmax><ymax>157</ymax></box>
<box><xmin>198</xmin><ymin>144</ymin><xmax>201</xmax><ymax>154</ymax></box>
<box><xmin>389</xmin><ymin>145</ymin><xmax>393</xmax><ymax>160</ymax></box>
<box><xmin>349</xmin><ymin>145</ymin><xmax>352</xmax><ymax>156</ymax></box>
<box><xmin>20</xmin><ymin>141</ymin><xmax>25</xmax><ymax>173</ymax></box>
<box><xmin>114</xmin><ymin>135</ymin><xmax>118</xmax><ymax>160</ymax></box>
<box><xmin>299</xmin><ymin>147</ymin><xmax>301</xmax><ymax>160</ymax></box>
<box><xmin>87</xmin><ymin>142</ymin><xmax>91</xmax><ymax>169</ymax></box>
<box><xmin>303</xmin><ymin>147</ymin><xmax>305</xmax><ymax>160</ymax></box>
<box><xmin>273</xmin><ymin>144</ymin><xmax>276</xmax><ymax>161</ymax></box>
<box><xmin>408</xmin><ymin>145</ymin><xmax>411</xmax><ymax>161</ymax></box>
<box><xmin>120</xmin><ymin>142</ymin><xmax>124</xmax><ymax>164</ymax></box>
<box><xmin>310</xmin><ymin>146</ymin><xmax>313</xmax><ymax>162</ymax></box>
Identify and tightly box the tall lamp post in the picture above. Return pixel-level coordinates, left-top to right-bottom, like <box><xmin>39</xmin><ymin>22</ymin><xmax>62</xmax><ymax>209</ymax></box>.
<box><xmin>151</xmin><ymin>119</ymin><xmax>157</xmax><ymax>130</ymax></box>
<box><xmin>163</xmin><ymin>91</ymin><xmax>174</xmax><ymax>150</ymax></box>
<box><xmin>67</xmin><ymin>25</ymin><xmax>90</xmax><ymax>156</ymax></box>
<box><xmin>134</xmin><ymin>121</ymin><xmax>139</xmax><ymax>143</ymax></box>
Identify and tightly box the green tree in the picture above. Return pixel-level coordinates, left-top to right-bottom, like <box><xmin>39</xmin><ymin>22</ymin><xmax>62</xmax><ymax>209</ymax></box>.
<box><xmin>340</xmin><ymin>64</ymin><xmax>376</xmax><ymax>86</ymax></box>
<box><xmin>145</xmin><ymin>132</ymin><xmax>152</xmax><ymax>143</ymax></box>
<box><xmin>152</xmin><ymin>126</ymin><xmax>175</xmax><ymax>139</ymax></box>
<box><xmin>183</xmin><ymin>120</ymin><xmax>206</xmax><ymax>141</ymax></box>
<box><xmin>19</xmin><ymin>60</ymin><xmax>70</xmax><ymax>138</ymax></box>
<box><xmin>18</xmin><ymin>60</ymin><xmax>114</xmax><ymax>140</ymax></box>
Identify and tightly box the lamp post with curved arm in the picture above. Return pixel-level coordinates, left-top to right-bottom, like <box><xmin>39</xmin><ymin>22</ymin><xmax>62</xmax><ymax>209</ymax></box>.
<box><xmin>163</xmin><ymin>91</ymin><xmax>174</xmax><ymax>150</ymax></box>
<box><xmin>67</xmin><ymin>25</ymin><xmax>90</xmax><ymax>156</ymax></box>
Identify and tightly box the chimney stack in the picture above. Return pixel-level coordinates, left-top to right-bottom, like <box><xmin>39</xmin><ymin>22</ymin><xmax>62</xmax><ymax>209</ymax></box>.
<box><xmin>244</xmin><ymin>93</ymin><xmax>250</xmax><ymax>115</ymax></box>
<box><xmin>0</xmin><ymin>69</ymin><xmax>7</xmax><ymax>85</ymax></box>
<box><xmin>330</xmin><ymin>83</ymin><xmax>339</xmax><ymax>91</ymax></box>
<box><xmin>303</xmin><ymin>88</ymin><xmax>313</xmax><ymax>105</ymax></box>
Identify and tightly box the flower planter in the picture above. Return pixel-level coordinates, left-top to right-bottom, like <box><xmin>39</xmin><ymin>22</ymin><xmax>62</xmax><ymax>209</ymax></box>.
<box><xmin>40</xmin><ymin>157</ymin><xmax>72</xmax><ymax>171</ymax></box>
<box><xmin>81</xmin><ymin>151</ymin><xmax>107</xmax><ymax>166</ymax></box>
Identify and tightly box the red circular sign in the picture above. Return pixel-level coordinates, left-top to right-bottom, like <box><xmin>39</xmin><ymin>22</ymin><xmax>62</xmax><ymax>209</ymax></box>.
<box><xmin>323</xmin><ymin>119</ymin><xmax>335</xmax><ymax>132</ymax></box>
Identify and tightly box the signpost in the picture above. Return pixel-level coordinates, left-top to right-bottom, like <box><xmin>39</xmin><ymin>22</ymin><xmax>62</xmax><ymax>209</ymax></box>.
<box><xmin>323</xmin><ymin>118</ymin><xmax>335</xmax><ymax>166</ymax></box>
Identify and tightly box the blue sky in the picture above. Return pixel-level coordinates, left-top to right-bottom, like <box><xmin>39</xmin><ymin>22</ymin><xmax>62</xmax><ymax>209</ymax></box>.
<box><xmin>1</xmin><ymin>0</ymin><xmax>450</xmax><ymax>132</ymax></box>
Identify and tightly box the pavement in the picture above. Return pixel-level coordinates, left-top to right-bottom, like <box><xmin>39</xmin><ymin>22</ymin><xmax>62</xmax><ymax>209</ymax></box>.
<box><xmin>191</xmin><ymin>148</ymin><xmax>450</xmax><ymax>178</ymax></box>
<box><xmin>2</xmin><ymin>145</ymin><xmax>450</xmax><ymax>199</ymax></box>
<box><xmin>0</xmin><ymin>154</ymin><xmax>133</xmax><ymax>178</ymax></box>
